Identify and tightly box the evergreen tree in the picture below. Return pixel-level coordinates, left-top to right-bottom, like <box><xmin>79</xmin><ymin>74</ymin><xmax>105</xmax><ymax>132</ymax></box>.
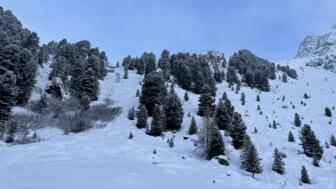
<box><xmin>197</xmin><ymin>120</ymin><xmax>225</xmax><ymax>160</ymax></box>
<box><xmin>158</xmin><ymin>49</ymin><xmax>170</xmax><ymax>80</ymax></box>
<box><xmin>331</xmin><ymin>135</ymin><xmax>336</xmax><ymax>146</ymax></box>
<box><xmin>128</xmin><ymin>132</ymin><xmax>134</xmax><ymax>139</ymax></box>
<box><xmin>230</xmin><ymin>112</ymin><xmax>247</xmax><ymax>149</ymax></box>
<box><xmin>128</xmin><ymin>106</ymin><xmax>135</xmax><ymax>120</ymax></box>
<box><xmin>143</xmin><ymin>52</ymin><xmax>156</xmax><ymax>75</ymax></box>
<box><xmin>136</xmin><ymin>57</ymin><xmax>145</xmax><ymax>75</ymax></box>
<box><xmin>4</xmin><ymin>119</ymin><xmax>17</xmax><ymax>143</ymax></box>
<box><xmin>272</xmin><ymin>148</ymin><xmax>285</xmax><ymax>175</ymax></box>
<box><xmin>188</xmin><ymin>116</ymin><xmax>198</xmax><ymax>135</ymax></box>
<box><xmin>240</xmin><ymin>135</ymin><xmax>263</xmax><ymax>178</ymax></box>
<box><xmin>164</xmin><ymin>93</ymin><xmax>184</xmax><ymax>130</ymax></box>
<box><xmin>197</xmin><ymin>86</ymin><xmax>215</xmax><ymax>117</ymax></box>
<box><xmin>226</xmin><ymin>66</ymin><xmax>238</xmax><ymax>85</ymax></box>
<box><xmin>80</xmin><ymin>94</ymin><xmax>90</xmax><ymax>111</ymax></box>
<box><xmin>300</xmin><ymin>124</ymin><xmax>324</xmax><ymax>160</ymax></box>
<box><xmin>149</xmin><ymin>105</ymin><xmax>163</xmax><ymax>136</ymax></box>
<box><xmin>214</xmin><ymin>99</ymin><xmax>231</xmax><ymax>131</ymax></box>
<box><xmin>282</xmin><ymin>73</ymin><xmax>288</xmax><ymax>83</ymax></box>
<box><xmin>294</xmin><ymin>113</ymin><xmax>301</xmax><ymax>127</ymax></box>
<box><xmin>241</xmin><ymin>92</ymin><xmax>246</xmax><ymax>105</ymax></box>
<box><xmin>123</xmin><ymin>64</ymin><xmax>128</xmax><ymax>79</ymax></box>
<box><xmin>184</xmin><ymin>91</ymin><xmax>189</xmax><ymax>101</ymax></box>
<box><xmin>256</xmin><ymin>94</ymin><xmax>260</xmax><ymax>102</ymax></box>
<box><xmin>81</xmin><ymin>67</ymin><xmax>99</xmax><ymax>101</ymax></box>
<box><xmin>288</xmin><ymin>131</ymin><xmax>295</xmax><ymax>142</ymax></box>
<box><xmin>169</xmin><ymin>138</ymin><xmax>175</xmax><ymax>148</ymax></box>
<box><xmin>136</xmin><ymin>105</ymin><xmax>148</xmax><ymax>129</ymax></box>
<box><xmin>325</xmin><ymin>107</ymin><xmax>332</xmax><ymax>117</ymax></box>
<box><xmin>70</xmin><ymin>59</ymin><xmax>84</xmax><ymax>98</ymax></box>
<box><xmin>140</xmin><ymin>71</ymin><xmax>167</xmax><ymax>115</ymax></box>
<box><xmin>0</xmin><ymin>69</ymin><xmax>16</xmax><ymax>135</ymax></box>
<box><xmin>300</xmin><ymin>166</ymin><xmax>310</xmax><ymax>184</ymax></box>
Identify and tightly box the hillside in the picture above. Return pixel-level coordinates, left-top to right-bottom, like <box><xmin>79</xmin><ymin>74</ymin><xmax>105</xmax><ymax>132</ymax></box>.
<box><xmin>0</xmin><ymin>56</ymin><xmax>335</xmax><ymax>189</ymax></box>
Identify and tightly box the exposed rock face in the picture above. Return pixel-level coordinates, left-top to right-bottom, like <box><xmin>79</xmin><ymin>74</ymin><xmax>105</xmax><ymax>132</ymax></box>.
<box><xmin>296</xmin><ymin>25</ymin><xmax>336</xmax><ymax>71</ymax></box>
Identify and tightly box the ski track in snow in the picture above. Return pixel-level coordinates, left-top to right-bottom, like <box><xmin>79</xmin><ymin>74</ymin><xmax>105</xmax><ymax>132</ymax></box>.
<box><xmin>0</xmin><ymin>58</ymin><xmax>335</xmax><ymax>189</ymax></box>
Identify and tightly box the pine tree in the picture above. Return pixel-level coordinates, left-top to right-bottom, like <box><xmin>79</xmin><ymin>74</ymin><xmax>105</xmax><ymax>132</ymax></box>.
<box><xmin>294</xmin><ymin>113</ymin><xmax>301</xmax><ymax>127</ymax></box>
<box><xmin>240</xmin><ymin>135</ymin><xmax>263</xmax><ymax>178</ymax></box>
<box><xmin>81</xmin><ymin>67</ymin><xmax>99</xmax><ymax>101</ymax></box>
<box><xmin>188</xmin><ymin>116</ymin><xmax>198</xmax><ymax>135</ymax></box>
<box><xmin>128</xmin><ymin>132</ymin><xmax>134</xmax><ymax>139</ymax></box>
<box><xmin>5</xmin><ymin>119</ymin><xmax>17</xmax><ymax>143</ymax></box>
<box><xmin>197</xmin><ymin>86</ymin><xmax>215</xmax><ymax>117</ymax></box>
<box><xmin>136</xmin><ymin>105</ymin><xmax>148</xmax><ymax>129</ymax></box>
<box><xmin>272</xmin><ymin>148</ymin><xmax>285</xmax><ymax>175</ymax></box>
<box><xmin>282</xmin><ymin>73</ymin><xmax>288</xmax><ymax>83</ymax></box>
<box><xmin>197</xmin><ymin>120</ymin><xmax>225</xmax><ymax>160</ymax></box>
<box><xmin>325</xmin><ymin>107</ymin><xmax>332</xmax><ymax>117</ymax></box>
<box><xmin>158</xmin><ymin>49</ymin><xmax>170</xmax><ymax>80</ymax></box>
<box><xmin>70</xmin><ymin>59</ymin><xmax>84</xmax><ymax>98</ymax></box>
<box><xmin>0</xmin><ymin>69</ymin><xmax>17</xmax><ymax>135</ymax></box>
<box><xmin>184</xmin><ymin>92</ymin><xmax>189</xmax><ymax>101</ymax></box>
<box><xmin>140</xmin><ymin>71</ymin><xmax>167</xmax><ymax>116</ymax></box>
<box><xmin>300</xmin><ymin>124</ymin><xmax>324</xmax><ymax>160</ymax></box>
<box><xmin>80</xmin><ymin>94</ymin><xmax>91</xmax><ymax>111</ymax></box>
<box><xmin>256</xmin><ymin>94</ymin><xmax>260</xmax><ymax>102</ymax></box>
<box><xmin>214</xmin><ymin>99</ymin><xmax>231</xmax><ymax>131</ymax></box>
<box><xmin>241</xmin><ymin>92</ymin><xmax>245</xmax><ymax>105</ymax></box>
<box><xmin>288</xmin><ymin>131</ymin><xmax>295</xmax><ymax>142</ymax></box>
<box><xmin>164</xmin><ymin>93</ymin><xmax>184</xmax><ymax>130</ymax></box>
<box><xmin>312</xmin><ymin>155</ymin><xmax>319</xmax><ymax>167</ymax></box>
<box><xmin>149</xmin><ymin>105</ymin><xmax>163</xmax><ymax>136</ymax></box>
<box><xmin>143</xmin><ymin>52</ymin><xmax>156</xmax><ymax>75</ymax></box>
<box><xmin>230</xmin><ymin>112</ymin><xmax>246</xmax><ymax>149</ymax></box>
<box><xmin>300</xmin><ymin>166</ymin><xmax>310</xmax><ymax>184</ymax></box>
<box><xmin>37</xmin><ymin>93</ymin><xmax>48</xmax><ymax>113</ymax></box>
<box><xmin>330</xmin><ymin>135</ymin><xmax>336</xmax><ymax>146</ymax></box>
<box><xmin>128</xmin><ymin>106</ymin><xmax>135</xmax><ymax>120</ymax></box>
<box><xmin>123</xmin><ymin>64</ymin><xmax>128</xmax><ymax>79</ymax></box>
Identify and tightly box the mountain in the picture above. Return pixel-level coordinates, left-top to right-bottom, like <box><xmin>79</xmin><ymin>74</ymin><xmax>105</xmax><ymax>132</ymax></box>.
<box><xmin>0</xmin><ymin>6</ymin><xmax>336</xmax><ymax>189</ymax></box>
<box><xmin>296</xmin><ymin>25</ymin><xmax>336</xmax><ymax>71</ymax></box>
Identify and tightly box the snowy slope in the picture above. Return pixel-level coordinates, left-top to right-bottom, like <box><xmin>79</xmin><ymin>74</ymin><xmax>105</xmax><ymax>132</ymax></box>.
<box><xmin>0</xmin><ymin>58</ymin><xmax>336</xmax><ymax>189</ymax></box>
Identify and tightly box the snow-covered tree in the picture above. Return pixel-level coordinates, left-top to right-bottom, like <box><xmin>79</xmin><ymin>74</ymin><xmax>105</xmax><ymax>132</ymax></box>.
<box><xmin>214</xmin><ymin>99</ymin><xmax>231</xmax><ymax>131</ymax></box>
<box><xmin>188</xmin><ymin>116</ymin><xmax>198</xmax><ymax>135</ymax></box>
<box><xmin>294</xmin><ymin>113</ymin><xmax>301</xmax><ymax>127</ymax></box>
<box><xmin>272</xmin><ymin>148</ymin><xmax>285</xmax><ymax>175</ymax></box>
<box><xmin>300</xmin><ymin>124</ymin><xmax>323</xmax><ymax>160</ymax></box>
<box><xmin>164</xmin><ymin>93</ymin><xmax>184</xmax><ymax>130</ymax></box>
<box><xmin>300</xmin><ymin>166</ymin><xmax>310</xmax><ymax>184</ymax></box>
<box><xmin>136</xmin><ymin>105</ymin><xmax>148</xmax><ymax>129</ymax></box>
<box><xmin>230</xmin><ymin>112</ymin><xmax>246</xmax><ymax>149</ymax></box>
<box><xmin>240</xmin><ymin>134</ymin><xmax>263</xmax><ymax>178</ymax></box>
<box><xmin>149</xmin><ymin>105</ymin><xmax>164</xmax><ymax>136</ymax></box>
<box><xmin>198</xmin><ymin>86</ymin><xmax>215</xmax><ymax>117</ymax></box>
<box><xmin>288</xmin><ymin>131</ymin><xmax>295</xmax><ymax>142</ymax></box>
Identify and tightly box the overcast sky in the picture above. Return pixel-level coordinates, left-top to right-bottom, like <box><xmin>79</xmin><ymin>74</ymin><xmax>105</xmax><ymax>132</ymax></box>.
<box><xmin>1</xmin><ymin>0</ymin><xmax>336</xmax><ymax>62</ymax></box>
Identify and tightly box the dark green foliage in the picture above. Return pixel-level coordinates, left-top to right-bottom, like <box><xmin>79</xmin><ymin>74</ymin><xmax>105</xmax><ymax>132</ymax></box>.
<box><xmin>277</xmin><ymin>64</ymin><xmax>298</xmax><ymax>79</ymax></box>
<box><xmin>81</xmin><ymin>68</ymin><xmax>99</xmax><ymax>101</ymax></box>
<box><xmin>0</xmin><ymin>69</ymin><xmax>16</xmax><ymax>135</ymax></box>
<box><xmin>282</xmin><ymin>73</ymin><xmax>288</xmax><ymax>83</ymax></box>
<box><xmin>241</xmin><ymin>92</ymin><xmax>245</xmax><ymax>105</ymax></box>
<box><xmin>294</xmin><ymin>113</ymin><xmax>301</xmax><ymax>127</ymax></box>
<box><xmin>184</xmin><ymin>91</ymin><xmax>189</xmax><ymax>101</ymax></box>
<box><xmin>313</xmin><ymin>155</ymin><xmax>319</xmax><ymax>167</ymax></box>
<box><xmin>140</xmin><ymin>71</ymin><xmax>167</xmax><ymax>116</ymax></box>
<box><xmin>164</xmin><ymin>93</ymin><xmax>184</xmax><ymax>130</ymax></box>
<box><xmin>331</xmin><ymin>135</ymin><xmax>336</xmax><ymax>146</ymax></box>
<box><xmin>272</xmin><ymin>148</ymin><xmax>285</xmax><ymax>175</ymax></box>
<box><xmin>256</xmin><ymin>94</ymin><xmax>260</xmax><ymax>102</ymax></box>
<box><xmin>198</xmin><ymin>120</ymin><xmax>225</xmax><ymax>160</ymax></box>
<box><xmin>288</xmin><ymin>131</ymin><xmax>295</xmax><ymax>142</ymax></box>
<box><xmin>149</xmin><ymin>105</ymin><xmax>163</xmax><ymax>136</ymax></box>
<box><xmin>5</xmin><ymin>119</ymin><xmax>17</xmax><ymax>143</ymax></box>
<box><xmin>128</xmin><ymin>106</ymin><xmax>135</xmax><ymax>120</ymax></box>
<box><xmin>214</xmin><ymin>99</ymin><xmax>231</xmax><ymax>131</ymax></box>
<box><xmin>300</xmin><ymin>124</ymin><xmax>324</xmax><ymax>160</ymax></box>
<box><xmin>80</xmin><ymin>94</ymin><xmax>90</xmax><ymax>111</ymax></box>
<box><xmin>226</xmin><ymin>66</ymin><xmax>239</xmax><ymax>85</ymax></box>
<box><xmin>300</xmin><ymin>166</ymin><xmax>310</xmax><ymax>184</ymax></box>
<box><xmin>325</xmin><ymin>107</ymin><xmax>332</xmax><ymax>117</ymax></box>
<box><xmin>229</xmin><ymin>50</ymin><xmax>275</xmax><ymax>91</ymax></box>
<box><xmin>230</xmin><ymin>112</ymin><xmax>246</xmax><ymax>149</ymax></box>
<box><xmin>0</xmin><ymin>8</ymin><xmax>39</xmax><ymax>105</ymax></box>
<box><xmin>142</xmin><ymin>52</ymin><xmax>156</xmax><ymax>75</ymax></box>
<box><xmin>240</xmin><ymin>134</ymin><xmax>263</xmax><ymax>178</ymax></box>
<box><xmin>198</xmin><ymin>86</ymin><xmax>215</xmax><ymax>117</ymax></box>
<box><xmin>158</xmin><ymin>49</ymin><xmax>170</xmax><ymax>80</ymax></box>
<box><xmin>136</xmin><ymin>105</ymin><xmax>148</xmax><ymax>129</ymax></box>
<box><xmin>188</xmin><ymin>116</ymin><xmax>198</xmax><ymax>135</ymax></box>
<box><xmin>128</xmin><ymin>132</ymin><xmax>134</xmax><ymax>139</ymax></box>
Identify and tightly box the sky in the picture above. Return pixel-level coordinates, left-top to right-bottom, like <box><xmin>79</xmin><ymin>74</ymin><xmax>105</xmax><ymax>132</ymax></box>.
<box><xmin>1</xmin><ymin>0</ymin><xmax>336</xmax><ymax>62</ymax></box>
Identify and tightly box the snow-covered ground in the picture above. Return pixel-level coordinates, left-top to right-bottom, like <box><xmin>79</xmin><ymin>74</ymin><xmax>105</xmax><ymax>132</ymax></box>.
<box><xmin>0</xmin><ymin>58</ymin><xmax>335</xmax><ymax>189</ymax></box>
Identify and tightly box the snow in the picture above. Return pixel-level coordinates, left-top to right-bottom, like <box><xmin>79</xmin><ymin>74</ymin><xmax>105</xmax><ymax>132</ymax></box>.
<box><xmin>0</xmin><ymin>58</ymin><xmax>336</xmax><ymax>189</ymax></box>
